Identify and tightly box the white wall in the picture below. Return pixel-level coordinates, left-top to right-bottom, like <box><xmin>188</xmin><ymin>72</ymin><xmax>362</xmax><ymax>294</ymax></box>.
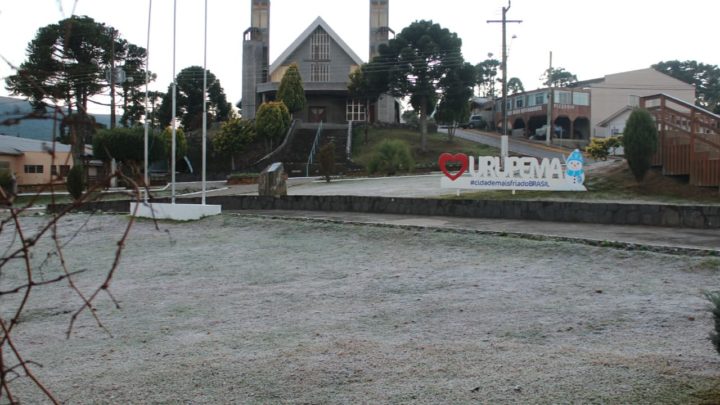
<box><xmin>587</xmin><ymin>68</ymin><xmax>695</xmax><ymax>137</ymax></box>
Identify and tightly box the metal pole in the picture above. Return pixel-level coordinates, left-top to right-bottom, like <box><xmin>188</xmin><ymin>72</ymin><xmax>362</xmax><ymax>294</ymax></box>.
<box><xmin>501</xmin><ymin>4</ymin><xmax>508</xmax><ymax>137</ymax></box>
<box><xmin>171</xmin><ymin>0</ymin><xmax>177</xmax><ymax>204</ymax></box>
<box><xmin>202</xmin><ymin>0</ymin><xmax>208</xmax><ymax>205</ymax></box>
<box><xmin>546</xmin><ymin>51</ymin><xmax>553</xmax><ymax>146</ymax></box>
<box><xmin>143</xmin><ymin>0</ymin><xmax>152</xmax><ymax>197</ymax></box>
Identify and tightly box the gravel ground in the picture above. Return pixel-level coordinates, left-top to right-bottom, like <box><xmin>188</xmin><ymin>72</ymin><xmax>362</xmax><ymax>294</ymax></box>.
<box><xmin>2</xmin><ymin>213</ymin><xmax>720</xmax><ymax>404</ymax></box>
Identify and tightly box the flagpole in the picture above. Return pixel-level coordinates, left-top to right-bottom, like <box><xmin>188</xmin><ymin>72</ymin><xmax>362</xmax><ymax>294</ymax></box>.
<box><xmin>171</xmin><ymin>0</ymin><xmax>177</xmax><ymax>204</ymax></box>
<box><xmin>143</xmin><ymin>0</ymin><xmax>152</xmax><ymax>200</ymax></box>
<box><xmin>202</xmin><ymin>0</ymin><xmax>208</xmax><ymax>205</ymax></box>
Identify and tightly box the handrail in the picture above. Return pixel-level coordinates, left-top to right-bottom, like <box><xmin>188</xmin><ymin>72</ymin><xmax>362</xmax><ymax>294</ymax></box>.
<box><xmin>253</xmin><ymin>119</ymin><xmax>299</xmax><ymax>168</ymax></box>
<box><xmin>305</xmin><ymin>121</ymin><xmax>324</xmax><ymax>177</ymax></box>
<box><xmin>346</xmin><ymin>121</ymin><xmax>353</xmax><ymax>160</ymax></box>
<box><xmin>642</xmin><ymin>93</ymin><xmax>720</xmax><ymax>121</ymax></box>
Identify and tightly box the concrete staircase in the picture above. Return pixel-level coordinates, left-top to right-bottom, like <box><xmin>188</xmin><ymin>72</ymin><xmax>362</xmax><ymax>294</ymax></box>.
<box><xmin>273</xmin><ymin>123</ymin><xmax>349</xmax><ymax>177</ymax></box>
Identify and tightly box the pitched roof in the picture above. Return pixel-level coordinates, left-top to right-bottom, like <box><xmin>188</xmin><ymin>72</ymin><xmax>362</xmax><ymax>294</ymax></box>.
<box><xmin>570</xmin><ymin>68</ymin><xmax>695</xmax><ymax>91</ymax></box>
<box><xmin>597</xmin><ymin>106</ymin><xmax>633</xmax><ymax>127</ymax></box>
<box><xmin>0</xmin><ymin>133</ymin><xmax>71</xmax><ymax>155</ymax></box>
<box><xmin>268</xmin><ymin>16</ymin><xmax>364</xmax><ymax>77</ymax></box>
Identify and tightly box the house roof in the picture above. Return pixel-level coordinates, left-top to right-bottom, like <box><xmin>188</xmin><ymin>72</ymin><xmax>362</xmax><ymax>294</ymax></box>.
<box><xmin>597</xmin><ymin>106</ymin><xmax>633</xmax><ymax>127</ymax></box>
<box><xmin>570</xmin><ymin>68</ymin><xmax>695</xmax><ymax>91</ymax></box>
<box><xmin>568</xmin><ymin>77</ymin><xmax>604</xmax><ymax>88</ymax></box>
<box><xmin>268</xmin><ymin>16</ymin><xmax>364</xmax><ymax>77</ymax></box>
<box><xmin>0</xmin><ymin>133</ymin><xmax>71</xmax><ymax>155</ymax></box>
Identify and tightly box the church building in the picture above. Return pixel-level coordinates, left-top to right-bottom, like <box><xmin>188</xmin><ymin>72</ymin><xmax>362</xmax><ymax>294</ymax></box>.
<box><xmin>241</xmin><ymin>0</ymin><xmax>398</xmax><ymax>124</ymax></box>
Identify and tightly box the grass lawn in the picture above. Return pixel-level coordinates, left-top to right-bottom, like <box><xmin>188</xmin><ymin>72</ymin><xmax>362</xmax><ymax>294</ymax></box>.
<box><xmin>351</xmin><ymin>126</ymin><xmax>498</xmax><ymax>172</ymax></box>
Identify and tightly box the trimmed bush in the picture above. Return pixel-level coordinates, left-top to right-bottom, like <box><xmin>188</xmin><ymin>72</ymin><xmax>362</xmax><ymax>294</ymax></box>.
<box><xmin>585</xmin><ymin>136</ymin><xmax>622</xmax><ymax>161</ymax></box>
<box><xmin>623</xmin><ymin>109</ymin><xmax>657</xmax><ymax>181</ymax></box>
<box><xmin>367</xmin><ymin>139</ymin><xmax>414</xmax><ymax>176</ymax></box>
<box><xmin>66</xmin><ymin>165</ymin><xmax>84</xmax><ymax>200</ymax></box>
<box><xmin>706</xmin><ymin>292</ymin><xmax>720</xmax><ymax>356</ymax></box>
<box><xmin>318</xmin><ymin>142</ymin><xmax>335</xmax><ymax>183</ymax></box>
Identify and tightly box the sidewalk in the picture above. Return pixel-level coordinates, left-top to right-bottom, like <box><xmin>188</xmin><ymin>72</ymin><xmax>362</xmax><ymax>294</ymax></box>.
<box><xmin>234</xmin><ymin>210</ymin><xmax>720</xmax><ymax>256</ymax></box>
<box><xmin>169</xmin><ymin>169</ymin><xmax>720</xmax><ymax>255</ymax></box>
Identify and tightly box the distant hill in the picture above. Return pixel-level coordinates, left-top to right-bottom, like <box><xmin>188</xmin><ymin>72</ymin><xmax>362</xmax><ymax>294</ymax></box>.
<box><xmin>0</xmin><ymin>96</ymin><xmax>111</xmax><ymax>141</ymax></box>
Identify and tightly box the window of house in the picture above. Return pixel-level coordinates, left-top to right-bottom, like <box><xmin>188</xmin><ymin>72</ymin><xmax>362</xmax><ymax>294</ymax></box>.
<box><xmin>311</xmin><ymin>63</ymin><xmax>329</xmax><ymax>82</ymax></box>
<box><xmin>346</xmin><ymin>99</ymin><xmax>366</xmax><ymax>122</ymax></box>
<box><xmin>572</xmin><ymin>92</ymin><xmax>589</xmax><ymax>106</ymax></box>
<box><xmin>555</xmin><ymin>90</ymin><xmax>572</xmax><ymax>104</ymax></box>
<box><xmin>24</xmin><ymin>165</ymin><xmax>43</xmax><ymax>174</ymax></box>
<box><xmin>310</xmin><ymin>28</ymin><xmax>330</xmax><ymax>61</ymax></box>
<box><xmin>0</xmin><ymin>161</ymin><xmax>9</xmax><ymax>173</ymax></box>
<box><xmin>535</xmin><ymin>93</ymin><xmax>546</xmax><ymax>105</ymax></box>
<box><xmin>515</xmin><ymin>97</ymin><xmax>524</xmax><ymax>109</ymax></box>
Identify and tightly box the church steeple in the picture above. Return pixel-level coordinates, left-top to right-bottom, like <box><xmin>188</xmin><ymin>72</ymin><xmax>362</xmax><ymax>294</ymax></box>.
<box><xmin>251</xmin><ymin>0</ymin><xmax>270</xmax><ymax>49</ymax></box>
<box><xmin>242</xmin><ymin>0</ymin><xmax>271</xmax><ymax>119</ymax></box>
<box><xmin>369</xmin><ymin>0</ymin><xmax>390</xmax><ymax>61</ymax></box>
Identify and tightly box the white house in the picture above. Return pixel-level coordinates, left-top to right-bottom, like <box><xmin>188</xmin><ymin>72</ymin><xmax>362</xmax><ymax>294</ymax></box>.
<box><xmin>570</xmin><ymin>68</ymin><xmax>695</xmax><ymax>138</ymax></box>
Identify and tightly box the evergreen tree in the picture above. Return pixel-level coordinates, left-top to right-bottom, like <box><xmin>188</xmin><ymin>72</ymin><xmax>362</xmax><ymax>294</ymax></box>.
<box><xmin>277</xmin><ymin>63</ymin><xmax>306</xmax><ymax>116</ymax></box>
<box><xmin>157</xmin><ymin>66</ymin><xmax>232</xmax><ymax>131</ymax></box>
<box><xmin>623</xmin><ymin>109</ymin><xmax>658</xmax><ymax>182</ymax></box>
<box><xmin>365</xmin><ymin>20</ymin><xmax>471</xmax><ymax>151</ymax></box>
<box><xmin>255</xmin><ymin>102</ymin><xmax>290</xmax><ymax>152</ymax></box>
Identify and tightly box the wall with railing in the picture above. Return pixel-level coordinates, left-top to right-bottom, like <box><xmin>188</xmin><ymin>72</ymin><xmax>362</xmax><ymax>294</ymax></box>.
<box><xmin>642</xmin><ymin>93</ymin><xmax>720</xmax><ymax>187</ymax></box>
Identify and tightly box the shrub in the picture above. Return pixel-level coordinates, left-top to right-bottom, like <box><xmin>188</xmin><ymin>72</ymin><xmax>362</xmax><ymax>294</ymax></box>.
<box><xmin>318</xmin><ymin>142</ymin><xmax>335</xmax><ymax>183</ymax></box>
<box><xmin>256</xmin><ymin>101</ymin><xmax>290</xmax><ymax>151</ymax></box>
<box><xmin>705</xmin><ymin>292</ymin><xmax>720</xmax><ymax>356</ymax></box>
<box><xmin>367</xmin><ymin>139</ymin><xmax>414</xmax><ymax>176</ymax></box>
<box><xmin>585</xmin><ymin>136</ymin><xmax>623</xmax><ymax>161</ymax></box>
<box><xmin>66</xmin><ymin>165</ymin><xmax>84</xmax><ymax>200</ymax></box>
<box><xmin>623</xmin><ymin>109</ymin><xmax>657</xmax><ymax>181</ymax></box>
<box><xmin>585</xmin><ymin>138</ymin><xmax>610</xmax><ymax>160</ymax></box>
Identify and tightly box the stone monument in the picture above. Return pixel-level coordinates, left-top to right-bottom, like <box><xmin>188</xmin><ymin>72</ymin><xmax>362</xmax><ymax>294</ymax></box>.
<box><xmin>258</xmin><ymin>162</ymin><xmax>287</xmax><ymax>197</ymax></box>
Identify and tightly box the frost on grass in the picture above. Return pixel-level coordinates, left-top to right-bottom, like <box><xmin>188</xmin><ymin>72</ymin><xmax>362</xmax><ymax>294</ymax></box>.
<box><xmin>5</xmin><ymin>214</ymin><xmax>720</xmax><ymax>403</ymax></box>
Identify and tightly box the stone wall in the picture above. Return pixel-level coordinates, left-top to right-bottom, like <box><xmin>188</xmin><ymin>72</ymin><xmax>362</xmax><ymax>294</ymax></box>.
<box><xmin>48</xmin><ymin>196</ymin><xmax>720</xmax><ymax>229</ymax></box>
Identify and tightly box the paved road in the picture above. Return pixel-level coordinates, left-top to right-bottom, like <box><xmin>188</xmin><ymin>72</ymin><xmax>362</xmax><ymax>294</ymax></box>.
<box><xmin>443</xmin><ymin>127</ymin><xmax>568</xmax><ymax>160</ymax></box>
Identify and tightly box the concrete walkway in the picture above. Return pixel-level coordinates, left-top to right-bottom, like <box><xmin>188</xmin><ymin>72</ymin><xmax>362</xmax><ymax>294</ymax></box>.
<box><xmin>171</xmin><ymin>170</ymin><xmax>719</xmax><ymax>256</ymax></box>
<box><xmin>234</xmin><ymin>210</ymin><xmax>720</xmax><ymax>256</ymax></box>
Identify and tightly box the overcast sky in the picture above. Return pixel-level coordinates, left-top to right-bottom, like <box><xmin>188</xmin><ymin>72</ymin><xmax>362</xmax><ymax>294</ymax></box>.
<box><xmin>1</xmin><ymin>0</ymin><xmax>718</xmax><ymax>114</ymax></box>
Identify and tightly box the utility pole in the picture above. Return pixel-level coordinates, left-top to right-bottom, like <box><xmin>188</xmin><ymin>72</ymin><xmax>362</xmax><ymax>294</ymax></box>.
<box><xmin>110</xmin><ymin>29</ymin><xmax>116</xmax><ymax>129</ymax></box>
<box><xmin>546</xmin><ymin>51</ymin><xmax>553</xmax><ymax>146</ymax></box>
<box><xmin>487</xmin><ymin>1</ymin><xmax>521</xmax><ymax>158</ymax></box>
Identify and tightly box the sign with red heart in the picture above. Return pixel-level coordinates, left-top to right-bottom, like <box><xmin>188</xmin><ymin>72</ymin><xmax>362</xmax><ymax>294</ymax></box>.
<box><xmin>438</xmin><ymin>153</ymin><xmax>468</xmax><ymax>181</ymax></box>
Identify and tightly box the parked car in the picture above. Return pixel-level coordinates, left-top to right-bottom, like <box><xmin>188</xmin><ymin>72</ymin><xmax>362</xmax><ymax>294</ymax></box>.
<box><xmin>460</xmin><ymin>115</ymin><xmax>487</xmax><ymax>130</ymax></box>
<box><xmin>530</xmin><ymin>124</ymin><xmax>564</xmax><ymax>140</ymax></box>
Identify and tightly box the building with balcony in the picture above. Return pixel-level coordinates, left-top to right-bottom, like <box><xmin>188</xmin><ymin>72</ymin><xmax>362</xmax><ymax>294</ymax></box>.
<box><xmin>570</xmin><ymin>68</ymin><xmax>695</xmax><ymax>138</ymax></box>
<box><xmin>494</xmin><ymin>88</ymin><xmax>592</xmax><ymax>144</ymax></box>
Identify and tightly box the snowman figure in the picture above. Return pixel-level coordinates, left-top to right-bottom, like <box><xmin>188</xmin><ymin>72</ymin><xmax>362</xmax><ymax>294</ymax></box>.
<box><xmin>565</xmin><ymin>149</ymin><xmax>585</xmax><ymax>185</ymax></box>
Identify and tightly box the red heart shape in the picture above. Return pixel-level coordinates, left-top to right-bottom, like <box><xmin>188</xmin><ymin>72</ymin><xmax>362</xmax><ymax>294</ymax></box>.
<box><xmin>438</xmin><ymin>153</ymin><xmax>468</xmax><ymax>181</ymax></box>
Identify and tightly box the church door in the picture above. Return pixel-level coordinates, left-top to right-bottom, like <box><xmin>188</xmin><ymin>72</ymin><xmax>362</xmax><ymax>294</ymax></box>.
<box><xmin>309</xmin><ymin>106</ymin><xmax>326</xmax><ymax>123</ymax></box>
